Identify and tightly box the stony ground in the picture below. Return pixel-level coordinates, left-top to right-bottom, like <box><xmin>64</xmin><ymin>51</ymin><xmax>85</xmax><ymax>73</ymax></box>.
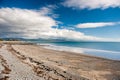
<box><xmin>12</xmin><ymin>44</ymin><xmax>120</xmax><ymax>80</ymax></box>
<box><xmin>0</xmin><ymin>41</ymin><xmax>120</xmax><ymax>80</ymax></box>
<box><xmin>0</xmin><ymin>44</ymin><xmax>44</xmax><ymax>80</ymax></box>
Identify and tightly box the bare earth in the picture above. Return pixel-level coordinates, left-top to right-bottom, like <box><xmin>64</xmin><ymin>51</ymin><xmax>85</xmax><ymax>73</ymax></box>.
<box><xmin>0</xmin><ymin>41</ymin><xmax>120</xmax><ymax>80</ymax></box>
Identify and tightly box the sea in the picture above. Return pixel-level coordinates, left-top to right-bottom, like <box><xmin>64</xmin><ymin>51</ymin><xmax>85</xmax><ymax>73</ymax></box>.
<box><xmin>28</xmin><ymin>40</ymin><xmax>120</xmax><ymax>61</ymax></box>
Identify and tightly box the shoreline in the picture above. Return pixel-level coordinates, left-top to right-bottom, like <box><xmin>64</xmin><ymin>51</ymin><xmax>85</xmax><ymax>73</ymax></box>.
<box><xmin>1</xmin><ymin>41</ymin><xmax>120</xmax><ymax>62</ymax></box>
<box><xmin>0</xmin><ymin>41</ymin><xmax>120</xmax><ymax>80</ymax></box>
<box><xmin>28</xmin><ymin>41</ymin><xmax>120</xmax><ymax>61</ymax></box>
<box><xmin>1</xmin><ymin>41</ymin><xmax>120</xmax><ymax>61</ymax></box>
<box><xmin>27</xmin><ymin>41</ymin><xmax>120</xmax><ymax>62</ymax></box>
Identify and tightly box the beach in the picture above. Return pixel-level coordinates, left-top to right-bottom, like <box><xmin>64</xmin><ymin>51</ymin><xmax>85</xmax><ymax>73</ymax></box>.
<box><xmin>0</xmin><ymin>41</ymin><xmax>120</xmax><ymax>80</ymax></box>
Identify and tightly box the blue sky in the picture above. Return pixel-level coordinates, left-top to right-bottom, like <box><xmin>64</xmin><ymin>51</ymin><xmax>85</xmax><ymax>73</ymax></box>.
<box><xmin>0</xmin><ymin>0</ymin><xmax>120</xmax><ymax>41</ymax></box>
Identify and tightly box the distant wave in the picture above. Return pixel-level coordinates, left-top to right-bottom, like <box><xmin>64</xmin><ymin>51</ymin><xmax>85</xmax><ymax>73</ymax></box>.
<box><xmin>37</xmin><ymin>43</ymin><xmax>120</xmax><ymax>53</ymax></box>
<box><xmin>36</xmin><ymin>43</ymin><xmax>120</xmax><ymax>60</ymax></box>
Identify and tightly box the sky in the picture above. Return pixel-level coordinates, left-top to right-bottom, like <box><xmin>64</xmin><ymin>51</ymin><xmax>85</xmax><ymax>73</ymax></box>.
<box><xmin>0</xmin><ymin>0</ymin><xmax>120</xmax><ymax>41</ymax></box>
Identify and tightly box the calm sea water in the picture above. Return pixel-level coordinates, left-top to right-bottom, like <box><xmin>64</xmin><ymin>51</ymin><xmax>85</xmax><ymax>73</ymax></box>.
<box><xmin>29</xmin><ymin>41</ymin><xmax>120</xmax><ymax>60</ymax></box>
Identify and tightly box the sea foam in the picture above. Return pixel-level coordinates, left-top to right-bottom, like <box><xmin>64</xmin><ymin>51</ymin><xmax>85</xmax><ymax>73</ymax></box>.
<box><xmin>38</xmin><ymin>43</ymin><xmax>120</xmax><ymax>60</ymax></box>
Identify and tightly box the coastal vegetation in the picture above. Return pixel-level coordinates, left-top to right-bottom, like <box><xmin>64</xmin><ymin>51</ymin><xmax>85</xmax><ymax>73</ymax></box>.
<box><xmin>0</xmin><ymin>38</ymin><xmax>20</xmax><ymax>41</ymax></box>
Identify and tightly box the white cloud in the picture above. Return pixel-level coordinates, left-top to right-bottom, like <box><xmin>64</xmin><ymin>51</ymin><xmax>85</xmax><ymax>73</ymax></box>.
<box><xmin>0</xmin><ymin>7</ymin><xmax>112</xmax><ymax>41</ymax></box>
<box><xmin>0</xmin><ymin>7</ymin><xmax>57</xmax><ymax>38</ymax></box>
<box><xmin>63</xmin><ymin>0</ymin><xmax>120</xmax><ymax>10</ymax></box>
<box><xmin>76</xmin><ymin>22</ymin><xmax>116</xmax><ymax>28</ymax></box>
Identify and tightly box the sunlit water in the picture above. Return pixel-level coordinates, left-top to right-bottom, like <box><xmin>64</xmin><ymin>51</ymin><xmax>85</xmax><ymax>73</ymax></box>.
<box><xmin>29</xmin><ymin>41</ymin><xmax>120</xmax><ymax>60</ymax></box>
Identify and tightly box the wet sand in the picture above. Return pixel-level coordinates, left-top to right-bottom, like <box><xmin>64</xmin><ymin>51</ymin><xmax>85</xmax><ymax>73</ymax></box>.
<box><xmin>0</xmin><ymin>41</ymin><xmax>120</xmax><ymax>80</ymax></box>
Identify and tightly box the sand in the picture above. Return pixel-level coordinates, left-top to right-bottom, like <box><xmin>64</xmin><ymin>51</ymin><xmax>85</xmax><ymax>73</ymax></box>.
<box><xmin>0</xmin><ymin>41</ymin><xmax>120</xmax><ymax>80</ymax></box>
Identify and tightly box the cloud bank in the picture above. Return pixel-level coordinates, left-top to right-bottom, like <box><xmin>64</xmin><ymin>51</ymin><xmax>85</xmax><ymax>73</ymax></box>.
<box><xmin>0</xmin><ymin>7</ymin><xmax>57</xmax><ymax>38</ymax></box>
<box><xmin>63</xmin><ymin>0</ymin><xmax>120</xmax><ymax>10</ymax></box>
<box><xmin>0</xmin><ymin>7</ymin><xmax>109</xmax><ymax>41</ymax></box>
<box><xmin>76</xmin><ymin>22</ymin><xmax>117</xmax><ymax>28</ymax></box>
